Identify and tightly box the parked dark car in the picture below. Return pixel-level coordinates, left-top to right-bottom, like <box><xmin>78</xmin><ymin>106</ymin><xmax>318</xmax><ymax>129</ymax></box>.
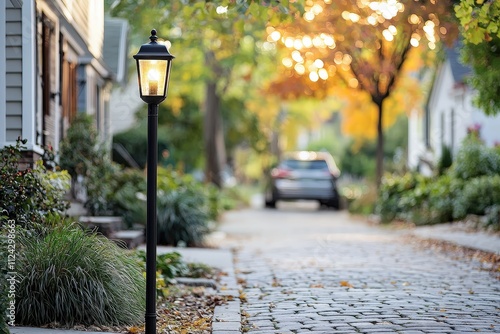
<box><xmin>264</xmin><ymin>151</ymin><xmax>341</xmax><ymax>209</ymax></box>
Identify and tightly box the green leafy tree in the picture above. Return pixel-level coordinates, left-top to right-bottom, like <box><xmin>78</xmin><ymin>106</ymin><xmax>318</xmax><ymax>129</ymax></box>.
<box><xmin>460</xmin><ymin>40</ymin><xmax>500</xmax><ymax>115</ymax></box>
<box><xmin>454</xmin><ymin>0</ymin><xmax>500</xmax><ymax>44</ymax></box>
<box><xmin>108</xmin><ymin>0</ymin><xmax>301</xmax><ymax>187</ymax></box>
<box><xmin>156</xmin><ymin>95</ymin><xmax>204</xmax><ymax>172</ymax></box>
<box><xmin>455</xmin><ymin>0</ymin><xmax>500</xmax><ymax>115</ymax></box>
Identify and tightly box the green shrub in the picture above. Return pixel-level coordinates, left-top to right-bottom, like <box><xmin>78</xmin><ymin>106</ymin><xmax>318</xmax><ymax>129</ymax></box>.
<box><xmin>437</xmin><ymin>145</ymin><xmax>453</xmax><ymax>175</ymax></box>
<box><xmin>108</xmin><ymin>169</ymin><xmax>147</xmax><ymax>228</ymax></box>
<box><xmin>59</xmin><ymin>113</ymin><xmax>122</xmax><ymax>216</ymax></box>
<box><xmin>451</xmin><ymin>136</ymin><xmax>500</xmax><ymax>180</ymax></box>
<box><xmin>347</xmin><ymin>186</ymin><xmax>377</xmax><ymax>215</ymax></box>
<box><xmin>157</xmin><ymin>167</ymin><xmax>199</xmax><ymax>191</ymax></box>
<box><xmin>397</xmin><ymin>177</ymin><xmax>433</xmax><ymax>221</ymax></box>
<box><xmin>133</xmin><ymin>250</ymin><xmax>215</xmax><ymax>299</ymax></box>
<box><xmin>402</xmin><ymin>176</ymin><xmax>463</xmax><ymax>225</ymax></box>
<box><xmin>453</xmin><ymin>175</ymin><xmax>500</xmax><ymax>220</ymax></box>
<box><xmin>155</xmin><ymin>167</ymin><xmax>227</xmax><ymax>245</ymax></box>
<box><xmin>186</xmin><ymin>262</ymin><xmax>215</xmax><ymax>279</ymax></box>
<box><xmin>0</xmin><ymin>139</ymin><xmax>70</xmax><ymax>229</ymax></box>
<box><xmin>84</xmin><ymin>158</ymin><xmax>122</xmax><ymax>216</ymax></box>
<box><xmin>157</xmin><ymin>189</ymin><xmax>210</xmax><ymax>246</ymax></box>
<box><xmin>220</xmin><ymin>185</ymin><xmax>252</xmax><ymax>211</ymax></box>
<box><xmin>207</xmin><ymin>185</ymin><xmax>222</xmax><ymax>222</ymax></box>
<box><xmin>0</xmin><ymin>234</ymin><xmax>10</xmax><ymax>333</ymax></box>
<box><xmin>112</xmin><ymin>122</ymin><xmax>173</xmax><ymax>169</ymax></box>
<box><xmin>376</xmin><ymin>173</ymin><xmax>428</xmax><ymax>223</ymax></box>
<box><xmin>483</xmin><ymin>205</ymin><xmax>500</xmax><ymax>231</ymax></box>
<box><xmin>375</xmin><ymin>135</ymin><xmax>500</xmax><ymax>226</ymax></box>
<box><xmin>15</xmin><ymin>224</ymin><xmax>145</xmax><ymax>327</ymax></box>
<box><xmin>156</xmin><ymin>252</ymin><xmax>189</xmax><ymax>279</ymax></box>
<box><xmin>135</xmin><ymin>250</ymin><xmax>188</xmax><ymax>280</ymax></box>
<box><xmin>158</xmin><ymin>167</ymin><xmax>225</xmax><ymax>221</ymax></box>
<box><xmin>59</xmin><ymin>113</ymin><xmax>100</xmax><ymax>179</ymax></box>
<box><xmin>427</xmin><ymin>176</ymin><xmax>463</xmax><ymax>224</ymax></box>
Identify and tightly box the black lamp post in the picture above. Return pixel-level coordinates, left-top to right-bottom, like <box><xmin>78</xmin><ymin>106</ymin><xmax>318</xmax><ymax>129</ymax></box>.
<box><xmin>133</xmin><ymin>29</ymin><xmax>174</xmax><ymax>334</ymax></box>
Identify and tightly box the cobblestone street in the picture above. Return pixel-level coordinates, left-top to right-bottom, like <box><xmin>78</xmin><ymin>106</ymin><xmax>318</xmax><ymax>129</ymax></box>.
<box><xmin>217</xmin><ymin>201</ymin><xmax>500</xmax><ymax>334</ymax></box>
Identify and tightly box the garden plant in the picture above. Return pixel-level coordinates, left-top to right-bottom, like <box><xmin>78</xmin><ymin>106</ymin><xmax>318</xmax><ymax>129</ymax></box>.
<box><xmin>0</xmin><ymin>140</ymin><xmax>146</xmax><ymax>329</ymax></box>
<box><xmin>375</xmin><ymin>133</ymin><xmax>500</xmax><ymax>230</ymax></box>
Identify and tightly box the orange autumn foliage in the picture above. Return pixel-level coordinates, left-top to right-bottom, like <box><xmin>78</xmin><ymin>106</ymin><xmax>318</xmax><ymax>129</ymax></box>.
<box><xmin>265</xmin><ymin>0</ymin><xmax>457</xmax><ymax>142</ymax></box>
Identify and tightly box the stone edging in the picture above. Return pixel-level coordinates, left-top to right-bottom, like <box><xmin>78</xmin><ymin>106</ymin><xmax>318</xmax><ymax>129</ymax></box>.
<box><xmin>212</xmin><ymin>259</ymin><xmax>242</xmax><ymax>333</ymax></box>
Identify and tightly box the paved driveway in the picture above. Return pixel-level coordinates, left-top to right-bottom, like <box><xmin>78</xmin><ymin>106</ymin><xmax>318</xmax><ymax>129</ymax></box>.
<box><xmin>217</xmin><ymin>201</ymin><xmax>500</xmax><ymax>333</ymax></box>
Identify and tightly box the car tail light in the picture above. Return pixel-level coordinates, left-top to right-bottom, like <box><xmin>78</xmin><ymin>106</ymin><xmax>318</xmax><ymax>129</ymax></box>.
<box><xmin>271</xmin><ymin>168</ymin><xmax>292</xmax><ymax>179</ymax></box>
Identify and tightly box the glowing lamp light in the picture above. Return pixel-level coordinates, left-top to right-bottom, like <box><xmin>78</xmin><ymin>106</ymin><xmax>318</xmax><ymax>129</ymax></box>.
<box><xmin>133</xmin><ymin>29</ymin><xmax>174</xmax><ymax>104</ymax></box>
<box><xmin>147</xmin><ymin>68</ymin><xmax>160</xmax><ymax>95</ymax></box>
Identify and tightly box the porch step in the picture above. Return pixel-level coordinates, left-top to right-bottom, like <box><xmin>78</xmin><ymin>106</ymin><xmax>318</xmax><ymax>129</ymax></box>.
<box><xmin>79</xmin><ymin>216</ymin><xmax>123</xmax><ymax>237</ymax></box>
<box><xmin>66</xmin><ymin>201</ymin><xmax>88</xmax><ymax>217</ymax></box>
<box><xmin>112</xmin><ymin>230</ymin><xmax>144</xmax><ymax>249</ymax></box>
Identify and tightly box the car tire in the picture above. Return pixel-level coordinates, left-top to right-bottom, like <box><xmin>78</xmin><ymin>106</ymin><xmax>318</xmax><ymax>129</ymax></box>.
<box><xmin>264</xmin><ymin>189</ymin><xmax>277</xmax><ymax>208</ymax></box>
<box><xmin>329</xmin><ymin>197</ymin><xmax>340</xmax><ymax>210</ymax></box>
<box><xmin>327</xmin><ymin>190</ymin><xmax>340</xmax><ymax>210</ymax></box>
<box><xmin>265</xmin><ymin>199</ymin><xmax>276</xmax><ymax>208</ymax></box>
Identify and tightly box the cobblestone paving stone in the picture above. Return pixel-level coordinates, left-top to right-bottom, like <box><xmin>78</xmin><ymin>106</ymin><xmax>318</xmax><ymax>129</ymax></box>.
<box><xmin>219</xmin><ymin>206</ymin><xmax>500</xmax><ymax>334</ymax></box>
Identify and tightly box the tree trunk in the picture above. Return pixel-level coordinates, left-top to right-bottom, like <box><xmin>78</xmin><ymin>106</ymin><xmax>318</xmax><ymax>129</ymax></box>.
<box><xmin>375</xmin><ymin>101</ymin><xmax>384</xmax><ymax>188</ymax></box>
<box><xmin>204</xmin><ymin>79</ymin><xmax>226</xmax><ymax>188</ymax></box>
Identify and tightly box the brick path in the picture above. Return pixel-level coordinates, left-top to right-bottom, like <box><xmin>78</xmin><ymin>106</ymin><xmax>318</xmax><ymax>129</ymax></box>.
<box><xmin>218</xmin><ymin>203</ymin><xmax>499</xmax><ymax>334</ymax></box>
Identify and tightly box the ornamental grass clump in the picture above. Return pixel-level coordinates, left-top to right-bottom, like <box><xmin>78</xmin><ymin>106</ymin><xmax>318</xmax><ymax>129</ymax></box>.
<box><xmin>15</xmin><ymin>224</ymin><xmax>145</xmax><ymax>327</ymax></box>
<box><xmin>0</xmin><ymin>235</ymin><xmax>10</xmax><ymax>333</ymax></box>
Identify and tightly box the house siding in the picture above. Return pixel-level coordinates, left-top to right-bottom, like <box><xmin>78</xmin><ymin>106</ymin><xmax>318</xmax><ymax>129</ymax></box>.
<box><xmin>61</xmin><ymin>0</ymin><xmax>89</xmax><ymax>43</ymax></box>
<box><xmin>2</xmin><ymin>0</ymin><xmax>120</xmax><ymax>161</ymax></box>
<box><xmin>408</xmin><ymin>49</ymin><xmax>500</xmax><ymax>175</ymax></box>
<box><xmin>5</xmin><ymin>2</ymin><xmax>22</xmax><ymax>141</ymax></box>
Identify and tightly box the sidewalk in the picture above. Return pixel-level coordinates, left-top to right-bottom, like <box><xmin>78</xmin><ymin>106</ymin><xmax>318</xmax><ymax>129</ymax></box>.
<box><xmin>411</xmin><ymin>221</ymin><xmax>500</xmax><ymax>255</ymax></box>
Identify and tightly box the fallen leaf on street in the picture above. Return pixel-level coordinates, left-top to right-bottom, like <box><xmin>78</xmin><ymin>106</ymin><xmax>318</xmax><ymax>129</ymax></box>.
<box><xmin>340</xmin><ymin>280</ymin><xmax>353</xmax><ymax>288</ymax></box>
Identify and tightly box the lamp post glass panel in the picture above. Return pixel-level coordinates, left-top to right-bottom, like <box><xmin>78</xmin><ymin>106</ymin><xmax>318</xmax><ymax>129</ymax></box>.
<box><xmin>138</xmin><ymin>59</ymin><xmax>168</xmax><ymax>97</ymax></box>
<box><xmin>133</xmin><ymin>29</ymin><xmax>174</xmax><ymax>334</ymax></box>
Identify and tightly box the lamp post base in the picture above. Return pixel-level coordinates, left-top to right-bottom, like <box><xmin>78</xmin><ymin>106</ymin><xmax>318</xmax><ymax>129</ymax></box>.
<box><xmin>145</xmin><ymin>313</ymin><xmax>156</xmax><ymax>334</ymax></box>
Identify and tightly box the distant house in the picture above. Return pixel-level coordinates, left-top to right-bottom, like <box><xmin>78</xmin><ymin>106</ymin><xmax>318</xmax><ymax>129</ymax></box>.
<box><xmin>0</xmin><ymin>0</ymin><xmax>128</xmax><ymax>162</ymax></box>
<box><xmin>408</xmin><ymin>44</ymin><xmax>500</xmax><ymax>175</ymax></box>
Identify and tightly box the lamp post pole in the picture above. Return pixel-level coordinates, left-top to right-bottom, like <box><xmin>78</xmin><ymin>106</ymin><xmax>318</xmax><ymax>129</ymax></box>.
<box><xmin>145</xmin><ymin>102</ymin><xmax>158</xmax><ymax>334</ymax></box>
<box><xmin>133</xmin><ymin>29</ymin><xmax>174</xmax><ymax>334</ymax></box>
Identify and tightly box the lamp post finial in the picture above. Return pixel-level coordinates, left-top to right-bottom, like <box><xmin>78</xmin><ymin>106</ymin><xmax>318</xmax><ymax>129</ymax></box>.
<box><xmin>150</xmin><ymin>29</ymin><xmax>158</xmax><ymax>42</ymax></box>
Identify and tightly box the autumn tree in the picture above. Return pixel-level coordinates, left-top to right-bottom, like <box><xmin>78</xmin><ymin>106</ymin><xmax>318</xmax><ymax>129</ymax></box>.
<box><xmin>108</xmin><ymin>0</ymin><xmax>300</xmax><ymax>187</ymax></box>
<box><xmin>455</xmin><ymin>0</ymin><xmax>500</xmax><ymax>115</ymax></box>
<box><xmin>267</xmin><ymin>0</ymin><xmax>458</xmax><ymax>186</ymax></box>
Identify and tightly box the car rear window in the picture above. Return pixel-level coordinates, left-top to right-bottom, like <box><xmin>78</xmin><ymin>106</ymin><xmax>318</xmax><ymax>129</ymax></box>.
<box><xmin>282</xmin><ymin>159</ymin><xmax>329</xmax><ymax>170</ymax></box>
